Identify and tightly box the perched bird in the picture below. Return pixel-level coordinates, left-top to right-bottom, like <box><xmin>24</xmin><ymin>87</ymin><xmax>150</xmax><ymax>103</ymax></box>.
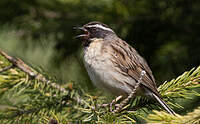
<box><xmin>75</xmin><ymin>21</ymin><xmax>175</xmax><ymax>115</ymax></box>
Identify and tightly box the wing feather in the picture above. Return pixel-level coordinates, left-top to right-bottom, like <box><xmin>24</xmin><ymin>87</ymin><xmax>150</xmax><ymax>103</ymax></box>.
<box><xmin>105</xmin><ymin>38</ymin><xmax>160</xmax><ymax>96</ymax></box>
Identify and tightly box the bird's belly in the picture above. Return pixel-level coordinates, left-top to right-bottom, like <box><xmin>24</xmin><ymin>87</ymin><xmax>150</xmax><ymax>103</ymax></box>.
<box><xmin>84</xmin><ymin>50</ymin><xmax>135</xmax><ymax>96</ymax></box>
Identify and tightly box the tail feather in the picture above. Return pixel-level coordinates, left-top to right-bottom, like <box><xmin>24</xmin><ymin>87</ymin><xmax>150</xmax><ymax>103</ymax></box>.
<box><xmin>152</xmin><ymin>93</ymin><xmax>176</xmax><ymax>115</ymax></box>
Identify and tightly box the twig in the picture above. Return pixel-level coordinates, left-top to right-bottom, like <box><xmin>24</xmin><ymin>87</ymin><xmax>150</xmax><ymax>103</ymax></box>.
<box><xmin>0</xmin><ymin>65</ymin><xmax>14</xmax><ymax>73</ymax></box>
<box><xmin>0</xmin><ymin>49</ymin><xmax>83</xmax><ymax>103</ymax></box>
<box><xmin>0</xmin><ymin>49</ymin><xmax>93</xmax><ymax>109</ymax></box>
<box><xmin>0</xmin><ymin>50</ymin><xmax>36</xmax><ymax>77</ymax></box>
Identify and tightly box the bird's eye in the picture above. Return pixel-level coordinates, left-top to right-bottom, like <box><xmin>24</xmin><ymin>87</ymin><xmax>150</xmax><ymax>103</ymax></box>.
<box><xmin>89</xmin><ymin>28</ymin><xmax>97</xmax><ymax>33</ymax></box>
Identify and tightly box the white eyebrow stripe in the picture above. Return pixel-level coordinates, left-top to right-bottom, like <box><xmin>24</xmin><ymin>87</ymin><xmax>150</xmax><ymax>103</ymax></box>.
<box><xmin>86</xmin><ymin>24</ymin><xmax>114</xmax><ymax>32</ymax></box>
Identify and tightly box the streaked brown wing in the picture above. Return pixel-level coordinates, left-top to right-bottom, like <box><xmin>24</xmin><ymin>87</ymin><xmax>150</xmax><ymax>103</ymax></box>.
<box><xmin>106</xmin><ymin>38</ymin><xmax>160</xmax><ymax>96</ymax></box>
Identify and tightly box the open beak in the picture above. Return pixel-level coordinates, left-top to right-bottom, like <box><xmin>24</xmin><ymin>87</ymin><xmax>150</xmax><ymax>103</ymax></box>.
<box><xmin>74</xmin><ymin>26</ymin><xmax>90</xmax><ymax>39</ymax></box>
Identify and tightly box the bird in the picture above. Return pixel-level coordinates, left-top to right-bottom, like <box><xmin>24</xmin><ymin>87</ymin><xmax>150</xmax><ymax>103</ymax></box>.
<box><xmin>75</xmin><ymin>21</ymin><xmax>175</xmax><ymax>115</ymax></box>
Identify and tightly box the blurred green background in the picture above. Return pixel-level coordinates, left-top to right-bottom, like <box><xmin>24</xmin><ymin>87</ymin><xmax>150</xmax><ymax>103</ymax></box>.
<box><xmin>0</xmin><ymin>0</ymin><xmax>200</xmax><ymax>91</ymax></box>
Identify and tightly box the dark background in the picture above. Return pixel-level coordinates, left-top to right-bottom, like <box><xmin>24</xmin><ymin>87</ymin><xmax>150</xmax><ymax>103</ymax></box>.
<box><xmin>0</xmin><ymin>0</ymin><xmax>199</xmax><ymax>90</ymax></box>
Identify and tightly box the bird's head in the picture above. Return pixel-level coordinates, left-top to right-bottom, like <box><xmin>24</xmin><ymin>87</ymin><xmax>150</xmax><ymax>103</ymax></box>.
<box><xmin>75</xmin><ymin>21</ymin><xmax>116</xmax><ymax>46</ymax></box>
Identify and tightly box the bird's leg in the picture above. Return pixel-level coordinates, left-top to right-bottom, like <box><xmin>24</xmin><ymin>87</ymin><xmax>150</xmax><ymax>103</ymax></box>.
<box><xmin>111</xmin><ymin>88</ymin><xmax>138</xmax><ymax>113</ymax></box>
<box><xmin>112</xmin><ymin>70</ymin><xmax>146</xmax><ymax>113</ymax></box>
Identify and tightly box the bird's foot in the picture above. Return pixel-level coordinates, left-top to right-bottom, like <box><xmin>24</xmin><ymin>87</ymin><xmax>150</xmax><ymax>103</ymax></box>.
<box><xmin>109</xmin><ymin>95</ymin><xmax>123</xmax><ymax>112</ymax></box>
<box><xmin>98</xmin><ymin>95</ymin><xmax>123</xmax><ymax>111</ymax></box>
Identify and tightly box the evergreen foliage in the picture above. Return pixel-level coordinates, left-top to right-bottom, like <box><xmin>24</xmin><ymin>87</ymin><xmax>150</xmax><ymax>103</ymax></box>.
<box><xmin>0</xmin><ymin>50</ymin><xmax>199</xmax><ymax>123</ymax></box>
<box><xmin>146</xmin><ymin>107</ymin><xmax>200</xmax><ymax>124</ymax></box>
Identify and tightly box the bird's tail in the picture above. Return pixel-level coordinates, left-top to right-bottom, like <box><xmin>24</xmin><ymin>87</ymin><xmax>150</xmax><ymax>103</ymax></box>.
<box><xmin>152</xmin><ymin>93</ymin><xmax>176</xmax><ymax>115</ymax></box>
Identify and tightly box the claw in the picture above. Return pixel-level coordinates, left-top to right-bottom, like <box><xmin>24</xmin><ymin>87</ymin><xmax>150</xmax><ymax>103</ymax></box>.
<box><xmin>98</xmin><ymin>95</ymin><xmax>123</xmax><ymax>112</ymax></box>
<box><xmin>110</xmin><ymin>95</ymin><xmax>123</xmax><ymax>112</ymax></box>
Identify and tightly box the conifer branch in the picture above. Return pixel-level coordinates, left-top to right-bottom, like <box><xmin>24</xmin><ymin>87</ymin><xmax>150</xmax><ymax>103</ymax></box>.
<box><xmin>0</xmin><ymin>49</ymin><xmax>85</xmax><ymax>106</ymax></box>
<box><xmin>0</xmin><ymin>49</ymin><xmax>200</xmax><ymax>123</ymax></box>
<box><xmin>157</xmin><ymin>66</ymin><xmax>200</xmax><ymax>108</ymax></box>
<box><xmin>0</xmin><ymin>49</ymin><xmax>66</xmax><ymax>93</ymax></box>
<box><xmin>145</xmin><ymin>107</ymin><xmax>200</xmax><ymax>124</ymax></box>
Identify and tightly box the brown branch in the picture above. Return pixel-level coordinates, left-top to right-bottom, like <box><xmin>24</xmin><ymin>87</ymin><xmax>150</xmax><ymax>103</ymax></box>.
<box><xmin>0</xmin><ymin>50</ymin><xmax>36</xmax><ymax>77</ymax></box>
<box><xmin>0</xmin><ymin>49</ymin><xmax>88</xmax><ymax>106</ymax></box>
<box><xmin>0</xmin><ymin>49</ymin><xmax>67</xmax><ymax>93</ymax></box>
<box><xmin>0</xmin><ymin>65</ymin><xmax>14</xmax><ymax>73</ymax></box>
<box><xmin>0</xmin><ymin>49</ymin><xmax>99</xmax><ymax>108</ymax></box>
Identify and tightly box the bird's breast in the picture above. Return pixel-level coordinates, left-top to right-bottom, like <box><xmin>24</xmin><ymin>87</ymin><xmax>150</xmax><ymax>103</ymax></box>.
<box><xmin>83</xmin><ymin>39</ymin><xmax>135</xmax><ymax>96</ymax></box>
<box><xmin>83</xmin><ymin>39</ymin><xmax>107</xmax><ymax>88</ymax></box>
